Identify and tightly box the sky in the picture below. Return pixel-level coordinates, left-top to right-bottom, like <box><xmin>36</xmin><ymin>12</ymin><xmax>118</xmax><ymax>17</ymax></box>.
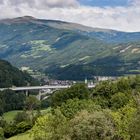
<box><xmin>79</xmin><ymin>0</ymin><xmax>129</xmax><ymax>7</ymax></box>
<box><xmin>0</xmin><ymin>0</ymin><xmax>140</xmax><ymax>32</ymax></box>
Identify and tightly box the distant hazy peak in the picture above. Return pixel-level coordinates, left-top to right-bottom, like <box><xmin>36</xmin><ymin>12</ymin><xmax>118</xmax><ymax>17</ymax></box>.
<box><xmin>0</xmin><ymin>16</ymin><xmax>115</xmax><ymax>33</ymax></box>
<box><xmin>14</xmin><ymin>16</ymin><xmax>36</xmax><ymax>20</ymax></box>
<box><xmin>0</xmin><ymin>16</ymin><xmax>37</xmax><ymax>24</ymax></box>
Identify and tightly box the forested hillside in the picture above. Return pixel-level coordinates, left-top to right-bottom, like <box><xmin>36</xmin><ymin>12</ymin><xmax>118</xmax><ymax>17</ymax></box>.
<box><xmin>0</xmin><ymin>59</ymin><xmax>38</xmax><ymax>88</ymax></box>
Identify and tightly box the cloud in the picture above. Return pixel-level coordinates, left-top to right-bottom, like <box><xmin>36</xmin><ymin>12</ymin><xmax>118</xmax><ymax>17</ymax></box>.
<box><xmin>131</xmin><ymin>0</ymin><xmax>140</xmax><ymax>6</ymax></box>
<box><xmin>0</xmin><ymin>0</ymin><xmax>4</xmax><ymax>4</ymax></box>
<box><xmin>5</xmin><ymin>0</ymin><xmax>79</xmax><ymax>8</ymax></box>
<box><xmin>0</xmin><ymin>0</ymin><xmax>140</xmax><ymax>32</ymax></box>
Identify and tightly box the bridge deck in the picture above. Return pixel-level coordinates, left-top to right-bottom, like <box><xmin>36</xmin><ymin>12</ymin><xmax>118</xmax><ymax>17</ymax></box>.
<box><xmin>0</xmin><ymin>85</ymin><xmax>95</xmax><ymax>91</ymax></box>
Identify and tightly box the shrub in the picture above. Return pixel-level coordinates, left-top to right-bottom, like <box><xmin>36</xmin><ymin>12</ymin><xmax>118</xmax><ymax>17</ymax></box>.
<box><xmin>0</xmin><ymin>118</ymin><xmax>6</xmax><ymax>128</ymax></box>
<box><xmin>16</xmin><ymin>121</ymin><xmax>32</xmax><ymax>134</ymax></box>
<box><xmin>4</xmin><ymin>124</ymin><xmax>17</xmax><ymax>138</ymax></box>
<box><xmin>0</xmin><ymin>127</ymin><xmax>4</xmax><ymax>140</ymax></box>
<box><xmin>14</xmin><ymin>111</ymin><xmax>29</xmax><ymax>124</ymax></box>
<box><xmin>4</xmin><ymin>122</ymin><xmax>32</xmax><ymax>138</ymax></box>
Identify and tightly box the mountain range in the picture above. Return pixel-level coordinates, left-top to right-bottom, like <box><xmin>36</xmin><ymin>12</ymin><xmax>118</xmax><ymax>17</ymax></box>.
<box><xmin>0</xmin><ymin>16</ymin><xmax>140</xmax><ymax>80</ymax></box>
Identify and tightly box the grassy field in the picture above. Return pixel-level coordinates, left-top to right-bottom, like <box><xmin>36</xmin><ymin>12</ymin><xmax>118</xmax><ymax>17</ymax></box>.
<box><xmin>8</xmin><ymin>132</ymin><xmax>33</xmax><ymax>140</ymax></box>
<box><xmin>3</xmin><ymin>108</ymin><xmax>51</xmax><ymax>140</ymax></box>
<box><xmin>3</xmin><ymin>108</ymin><xmax>51</xmax><ymax>123</ymax></box>
<box><xmin>3</xmin><ymin>110</ymin><xmax>22</xmax><ymax>123</ymax></box>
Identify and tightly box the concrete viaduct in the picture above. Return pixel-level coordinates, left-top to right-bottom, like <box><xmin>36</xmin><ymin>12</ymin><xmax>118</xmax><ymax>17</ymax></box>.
<box><xmin>0</xmin><ymin>85</ymin><xmax>96</xmax><ymax>100</ymax></box>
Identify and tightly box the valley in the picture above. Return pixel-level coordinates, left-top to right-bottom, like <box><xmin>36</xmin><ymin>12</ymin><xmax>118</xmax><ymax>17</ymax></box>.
<box><xmin>1</xmin><ymin>0</ymin><xmax>140</xmax><ymax>139</ymax></box>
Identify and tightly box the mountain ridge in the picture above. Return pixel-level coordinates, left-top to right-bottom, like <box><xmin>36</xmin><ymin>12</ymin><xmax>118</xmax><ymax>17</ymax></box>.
<box><xmin>0</xmin><ymin>16</ymin><xmax>130</xmax><ymax>33</ymax></box>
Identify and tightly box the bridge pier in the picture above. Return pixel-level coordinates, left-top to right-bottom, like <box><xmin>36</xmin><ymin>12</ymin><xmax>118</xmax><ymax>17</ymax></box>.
<box><xmin>37</xmin><ymin>90</ymin><xmax>42</xmax><ymax>101</ymax></box>
<box><xmin>25</xmin><ymin>90</ymin><xmax>29</xmax><ymax>96</ymax></box>
<box><xmin>36</xmin><ymin>89</ymin><xmax>57</xmax><ymax>101</ymax></box>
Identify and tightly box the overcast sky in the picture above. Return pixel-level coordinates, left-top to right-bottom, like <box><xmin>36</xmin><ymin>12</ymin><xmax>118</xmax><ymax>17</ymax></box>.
<box><xmin>0</xmin><ymin>0</ymin><xmax>140</xmax><ymax>32</ymax></box>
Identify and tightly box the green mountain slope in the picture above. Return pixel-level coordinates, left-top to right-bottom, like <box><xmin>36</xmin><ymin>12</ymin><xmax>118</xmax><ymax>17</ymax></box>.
<box><xmin>0</xmin><ymin>16</ymin><xmax>113</xmax><ymax>68</ymax></box>
<box><xmin>0</xmin><ymin>16</ymin><xmax>140</xmax><ymax>80</ymax></box>
<box><xmin>0</xmin><ymin>59</ymin><xmax>38</xmax><ymax>88</ymax></box>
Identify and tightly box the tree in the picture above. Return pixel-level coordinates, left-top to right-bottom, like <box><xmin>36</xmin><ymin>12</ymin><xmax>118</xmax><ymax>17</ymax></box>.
<box><xmin>25</xmin><ymin>95</ymin><xmax>40</xmax><ymax>112</ymax></box>
<box><xmin>116</xmin><ymin>78</ymin><xmax>131</xmax><ymax>92</ymax></box>
<box><xmin>25</xmin><ymin>95</ymin><xmax>40</xmax><ymax>124</ymax></box>
<box><xmin>0</xmin><ymin>99</ymin><xmax>4</xmax><ymax>116</ymax></box>
<box><xmin>59</xmin><ymin>98</ymin><xmax>101</xmax><ymax>119</ymax></box>
<box><xmin>129</xmin><ymin>108</ymin><xmax>140</xmax><ymax>140</ymax></box>
<box><xmin>110</xmin><ymin>92</ymin><xmax>130</xmax><ymax>110</ymax></box>
<box><xmin>1</xmin><ymin>90</ymin><xmax>26</xmax><ymax>112</ymax></box>
<box><xmin>31</xmin><ymin>109</ymin><xmax>68</xmax><ymax>140</ymax></box>
<box><xmin>50</xmin><ymin>84</ymin><xmax>90</xmax><ymax>107</ymax></box>
<box><xmin>92</xmin><ymin>81</ymin><xmax>118</xmax><ymax>99</ymax></box>
<box><xmin>111</xmin><ymin>103</ymin><xmax>137</xmax><ymax>140</ymax></box>
<box><xmin>68</xmin><ymin>110</ymin><xmax>116</xmax><ymax>140</ymax></box>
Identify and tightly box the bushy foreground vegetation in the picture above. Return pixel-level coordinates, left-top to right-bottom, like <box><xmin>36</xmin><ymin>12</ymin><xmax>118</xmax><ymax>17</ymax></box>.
<box><xmin>0</xmin><ymin>75</ymin><xmax>140</xmax><ymax>140</ymax></box>
<box><xmin>0</xmin><ymin>94</ymin><xmax>41</xmax><ymax>139</ymax></box>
